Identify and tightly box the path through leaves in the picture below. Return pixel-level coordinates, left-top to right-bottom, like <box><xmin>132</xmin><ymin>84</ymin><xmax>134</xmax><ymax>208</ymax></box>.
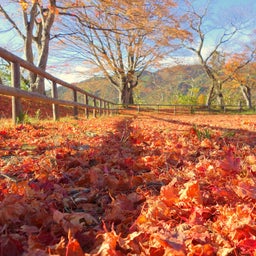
<box><xmin>0</xmin><ymin>112</ymin><xmax>256</xmax><ymax>255</ymax></box>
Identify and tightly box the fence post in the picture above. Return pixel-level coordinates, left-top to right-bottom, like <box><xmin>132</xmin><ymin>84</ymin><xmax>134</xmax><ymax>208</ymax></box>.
<box><xmin>11</xmin><ymin>62</ymin><xmax>23</xmax><ymax>124</ymax></box>
<box><xmin>99</xmin><ymin>99</ymin><xmax>103</xmax><ymax>116</ymax></box>
<box><xmin>109</xmin><ymin>103</ymin><xmax>113</xmax><ymax>116</ymax></box>
<box><xmin>73</xmin><ymin>89</ymin><xmax>78</xmax><ymax>118</ymax></box>
<box><xmin>51</xmin><ymin>82</ymin><xmax>59</xmax><ymax>121</ymax></box>
<box><xmin>107</xmin><ymin>102</ymin><xmax>111</xmax><ymax>116</ymax></box>
<box><xmin>104</xmin><ymin>101</ymin><xmax>107</xmax><ymax>115</ymax></box>
<box><xmin>93</xmin><ymin>98</ymin><xmax>97</xmax><ymax>118</ymax></box>
<box><xmin>84</xmin><ymin>94</ymin><xmax>89</xmax><ymax>118</ymax></box>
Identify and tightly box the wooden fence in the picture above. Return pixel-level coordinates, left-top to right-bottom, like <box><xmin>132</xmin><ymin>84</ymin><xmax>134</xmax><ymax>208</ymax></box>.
<box><xmin>0</xmin><ymin>47</ymin><xmax>118</xmax><ymax>124</ymax></box>
<box><xmin>0</xmin><ymin>48</ymin><xmax>254</xmax><ymax>124</ymax></box>
<box><xmin>121</xmin><ymin>103</ymin><xmax>254</xmax><ymax>114</ymax></box>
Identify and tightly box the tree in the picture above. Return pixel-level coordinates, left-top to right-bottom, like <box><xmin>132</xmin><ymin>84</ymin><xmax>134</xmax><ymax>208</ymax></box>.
<box><xmin>0</xmin><ymin>0</ymin><xmax>81</xmax><ymax>94</ymax></box>
<box><xmin>182</xmin><ymin>1</ymin><xmax>252</xmax><ymax>108</ymax></box>
<box><xmin>224</xmin><ymin>51</ymin><xmax>256</xmax><ymax>109</ymax></box>
<box><xmin>1</xmin><ymin>0</ymin><xmax>55</xmax><ymax>93</ymax></box>
<box><xmin>60</xmin><ymin>0</ymin><xmax>188</xmax><ymax>105</ymax></box>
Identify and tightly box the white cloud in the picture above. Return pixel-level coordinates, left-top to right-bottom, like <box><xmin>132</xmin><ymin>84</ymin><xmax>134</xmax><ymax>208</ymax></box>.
<box><xmin>45</xmin><ymin>65</ymin><xmax>93</xmax><ymax>90</ymax></box>
<box><xmin>160</xmin><ymin>55</ymin><xmax>199</xmax><ymax>67</ymax></box>
<box><xmin>50</xmin><ymin>65</ymin><xmax>93</xmax><ymax>83</ymax></box>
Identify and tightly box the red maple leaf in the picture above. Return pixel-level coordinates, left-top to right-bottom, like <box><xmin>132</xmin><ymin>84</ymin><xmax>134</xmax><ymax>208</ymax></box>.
<box><xmin>219</xmin><ymin>149</ymin><xmax>240</xmax><ymax>173</ymax></box>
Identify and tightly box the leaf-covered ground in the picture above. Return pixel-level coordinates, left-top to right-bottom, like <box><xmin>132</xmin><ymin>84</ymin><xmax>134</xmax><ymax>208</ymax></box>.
<box><xmin>0</xmin><ymin>112</ymin><xmax>256</xmax><ymax>255</ymax></box>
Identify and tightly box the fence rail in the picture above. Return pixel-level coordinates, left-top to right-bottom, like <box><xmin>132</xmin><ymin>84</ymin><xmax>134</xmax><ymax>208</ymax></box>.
<box><xmin>0</xmin><ymin>47</ymin><xmax>118</xmax><ymax>124</ymax></box>
<box><xmin>121</xmin><ymin>103</ymin><xmax>255</xmax><ymax>114</ymax></box>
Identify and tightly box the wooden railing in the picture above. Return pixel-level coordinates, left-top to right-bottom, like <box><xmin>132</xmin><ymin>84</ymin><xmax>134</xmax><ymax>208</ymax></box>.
<box><xmin>0</xmin><ymin>47</ymin><xmax>118</xmax><ymax>124</ymax></box>
<box><xmin>121</xmin><ymin>103</ymin><xmax>255</xmax><ymax>114</ymax></box>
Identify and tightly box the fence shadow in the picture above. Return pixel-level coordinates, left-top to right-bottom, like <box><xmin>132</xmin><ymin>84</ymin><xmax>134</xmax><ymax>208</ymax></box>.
<box><xmin>142</xmin><ymin>112</ymin><xmax>256</xmax><ymax>147</ymax></box>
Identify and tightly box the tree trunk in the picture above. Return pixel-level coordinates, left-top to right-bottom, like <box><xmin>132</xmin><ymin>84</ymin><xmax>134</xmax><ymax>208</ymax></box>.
<box><xmin>206</xmin><ymin>83</ymin><xmax>215</xmax><ymax>107</ymax></box>
<box><xmin>240</xmin><ymin>84</ymin><xmax>252</xmax><ymax>109</ymax></box>
<box><xmin>206</xmin><ymin>80</ymin><xmax>224</xmax><ymax>109</ymax></box>
<box><xmin>215</xmin><ymin>81</ymin><xmax>224</xmax><ymax>110</ymax></box>
<box><xmin>23</xmin><ymin>3</ymin><xmax>37</xmax><ymax>91</ymax></box>
<box><xmin>31</xmin><ymin>76</ymin><xmax>45</xmax><ymax>95</ymax></box>
<box><xmin>24</xmin><ymin>2</ymin><xmax>55</xmax><ymax>95</ymax></box>
<box><xmin>34</xmin><ymin>7</ymin><xmax>55</xmax><ymax>95</ymax></box>
<box><xmin>216</xmin><ymin>92</ymin><xmax>224</xmax><ymax>110</ymax></box>
<box><xmin>121</xmin><ymin>84</ymin><xmax>134</xmax><ymax>107</ymax></box>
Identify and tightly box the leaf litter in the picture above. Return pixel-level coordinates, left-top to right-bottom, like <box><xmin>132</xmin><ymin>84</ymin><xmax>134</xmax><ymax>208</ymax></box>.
<box><xmin>0</xmin><ymin>113</ymin><xmax>256</xmax><ymax>255</ymax></box>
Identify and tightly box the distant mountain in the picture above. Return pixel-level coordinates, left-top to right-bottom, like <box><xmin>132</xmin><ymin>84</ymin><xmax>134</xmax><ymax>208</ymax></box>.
<box><xmin>57</xmin><ymin>76</ymin><xmax>119</xmax><ymax>103</ymax></box>
<box><xmin>56</xmin><ymin>64</ymin><xmax>255</xmax><ymax>105</ymax></box>
<box><xmin>133</xmin><ymin>64</ymin><xmax>210</xmax><ymax>104</ymax></box>
<box><xmin>57</xmin><ymin>64</ymin><xmax>209</xmax><ymax>104</ymax></box>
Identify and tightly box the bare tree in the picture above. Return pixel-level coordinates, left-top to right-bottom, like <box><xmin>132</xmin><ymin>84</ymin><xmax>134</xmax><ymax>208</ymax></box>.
<box><xmin>182</xmin><ymin>1</ymin><xmax>247</xmax><ymax>108</ymax></box>
<box><xmin>224</xmin><ymin>49</ymin><xmax>256</xmax><ymax>108</ymax></box>
<box><xmin>0</xmin><ymin>0</ymin><xmax>84</xmax><ymax>94</ymax></box>
<box><xmin>0</xmin><ymin>0</ymin><xmax>59</xmax><ymax>93</ymax></box>
<box><xmin>59</xmin><ymin>0</ymin><xmax>188</xmax><ymax>105</ymax></box>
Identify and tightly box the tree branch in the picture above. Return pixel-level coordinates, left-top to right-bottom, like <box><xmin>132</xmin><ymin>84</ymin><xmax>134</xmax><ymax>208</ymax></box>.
<box><xmin>0</xmin><ymin>5</ymin><xmax>25</xmax><ymax>40</ymax></box>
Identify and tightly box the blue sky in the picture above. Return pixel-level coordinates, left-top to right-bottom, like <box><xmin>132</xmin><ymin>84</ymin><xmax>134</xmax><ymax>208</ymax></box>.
<box><xmin>193</xmin><ymin>0</ymin><xmax>256</xmax><ymax>14</ymax></box>
<box><xmin>0</xmin><ymin>0</ymin><xmax>255</xmax><ymax>83</ymax></box>
<box><xmin>214</xmin><ymin>0</ymin><xmax>255</xmax><ymax>9</ymax></box>
<box><xmin>211</xmin><ymin>0</ymin><xmax>255</xmax><ymax>25</ymax></box>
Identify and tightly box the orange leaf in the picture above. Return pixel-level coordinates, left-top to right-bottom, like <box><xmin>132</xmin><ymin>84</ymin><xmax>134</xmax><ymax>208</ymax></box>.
<box><xmin>179</xmin><ymin>180</ymin><xmax>202</xmax><ymax>205</ymax></box>
<box><xmin>160</xmin><ymin>182</ymin><xmax>179</xmax><ymax>206</ymax></box>
<box><xmin>200</xmin><ymin>138</ymin><xmax>212</xmax><ymax>148</ymax></box>
<box><xmin>66</xmin><ymin>236</ymin><xmax>84</xmax><ymax>256</ymax></box>
<box><xmin>188</xmin><ymin>244</ymin><xmax>215</xmax><ymax>256</ymax></box>
<box><xmin>136</xmin><ymin>214</ymin><xmax>147</xmax><ymax>225</ymax></box>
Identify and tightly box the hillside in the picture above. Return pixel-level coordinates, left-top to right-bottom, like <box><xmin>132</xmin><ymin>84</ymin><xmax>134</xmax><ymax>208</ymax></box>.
<box><xmin>57</xmin><ymin>65</ymin><xmax>208</xmax><ymax>104</ymax></box>
<box><xmin>57</xmin><ymin>76</ymin><xmax>119</xmax><ymax>103</ymax></box>
<box><xmin>134</xmin><ymin>65</ymin><xmax>209</xmax><ymax>104</ymax></box>
<box><xmin>57</xmin><ymin>64</ymin><xmax>255</xmax><ymax>106</ymax></box>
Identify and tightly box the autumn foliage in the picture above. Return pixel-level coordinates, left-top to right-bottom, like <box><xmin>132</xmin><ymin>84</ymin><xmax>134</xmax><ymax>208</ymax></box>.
<box><xmin>0</xmin><ymin>111</ymin><xmax>256</xmax><ymax>255</ymax></box>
